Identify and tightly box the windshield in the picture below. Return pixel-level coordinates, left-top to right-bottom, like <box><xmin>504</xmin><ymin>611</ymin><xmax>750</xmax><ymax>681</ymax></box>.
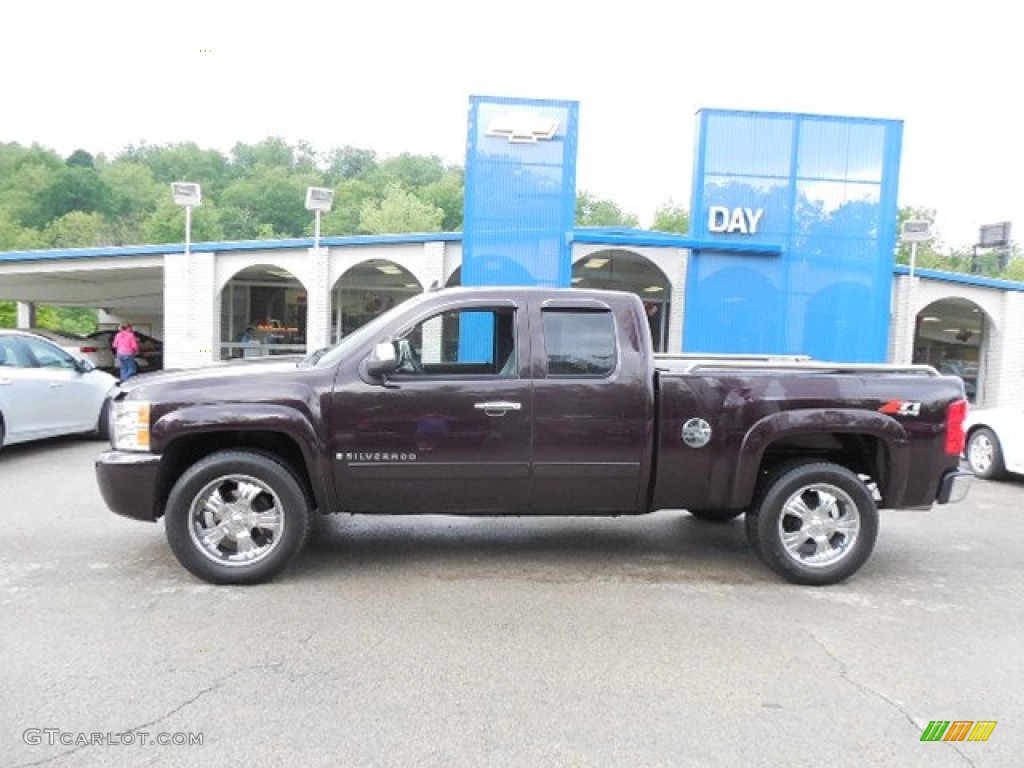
<box><xmin>313</xmin><ymin>293</ymin><xmax>428</xmax><ymax>368</ymax></box>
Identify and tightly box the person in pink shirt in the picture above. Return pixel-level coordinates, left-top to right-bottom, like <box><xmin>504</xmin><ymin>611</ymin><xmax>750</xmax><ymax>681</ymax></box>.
<box><xmin>111</xmin><ymin>323</ymin><xmax>140</xmax><ymax>381</ymax></box>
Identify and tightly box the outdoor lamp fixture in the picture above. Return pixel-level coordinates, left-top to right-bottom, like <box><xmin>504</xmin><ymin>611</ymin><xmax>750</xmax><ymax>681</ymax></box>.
<box><xmin>305</xmin><ymin>186</ymin><xmax>335</xmax><ymax>257</ymax></box>
<box><xmin>901</xmin><ymin>219</ymin><xmax>932</xmax><ymax>278</ymax></box>
<box><xmin>171</xmin><ymin>182</ymin><xmax>202</xmax><ymax>258</ymax></box>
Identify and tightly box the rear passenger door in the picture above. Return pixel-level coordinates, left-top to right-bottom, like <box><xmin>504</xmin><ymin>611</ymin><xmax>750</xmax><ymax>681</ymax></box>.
<box><xmin>530</xmin><ymin>302</ymin><xmax>651</xmax><ymax>514</ymax></box>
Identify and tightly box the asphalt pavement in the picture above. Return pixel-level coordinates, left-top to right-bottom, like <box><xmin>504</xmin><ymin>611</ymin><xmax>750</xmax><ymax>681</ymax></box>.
<box><xmin>1</xmin><ymin>437</ymin><xmax>1021</xmax><ymax>767</ymax></box>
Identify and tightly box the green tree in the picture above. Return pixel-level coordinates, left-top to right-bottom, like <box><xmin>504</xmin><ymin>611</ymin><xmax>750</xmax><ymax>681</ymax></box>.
<box><xmin>0</xmin><ymin>208</ymin><xmax>46</xmax><ymax>250</ymax></box>
<box><xmin>324</xmin><ymin>146</ymin><xmax>378</xmax><ymax>183</ymax></box>
<box><xmin>35</xmin><ymin>306</ymin><xmax>98</xmax><ymax>334</ymax></box>
<box><xmin>65</xmin><ymin>149</ymin><xmax>96</xmax><ymax>168</ymax></box>
<box><xmin>420</xmin><ymin>168</ymin><xmax>464</xmax><ymax>231</ymax></box>
<box><xmin>320</xmin><ymin>179</ymin><xmax>377</xmax><ymax>236</ymax></box>
<box><xmin>378</xmin><ymin>153</ymin><xmax>446</xmax><ymax>190</ymax></box>
<box><xmin>220</xmin><ymin>166</ymin><xmax>322</xmax><ymax>238</ymax></box>
<box><xmin>230</xmin><ymin>137</ymin><xmax>314</xmax><ymax>174</ymax></box>
<box><xmin>359</xmin><ymin>183</ymin><xmax>444</xmax><ymax>234</ymax></box>
<box><xmin>143</xmin><ymin>197</ymin><xmax>224</xmax><ymax>244</ymax></box>
<box><xmin>100</xmin><ymin>161</ymin><xmax>162</xmax><ymax>220</ymax></box>
<box><xmin>5</xmin><ymin>163</ymin><xmax>62</xmax><ymax>229</ymax></box>
<box><xmin>45</xmin><ymin>211</ymin><xmax>108</xmax><ymax>247</ymax></box>
<box><xmin>94</xmin><ymin>161</ymin><xmax>163</xmax><ymax>245</ymax></box>
<box><xmin>120</xmin><ymin>142</ymin><xmax>233</xmax><ymax>199</ymax></box>
<box><xmin>575</xmin><ymin>191</ymin><xmax>639</xmax><ymax>227</ymax></box>
<box><xmin>38</xmin><ymin>165</ymin><xmax>112</xmax><ymax>223</ymax></box>
<box><xmin>651</xmin><ymin>201</ymin><xmax>689</xmax><ymax>233</ymax></box>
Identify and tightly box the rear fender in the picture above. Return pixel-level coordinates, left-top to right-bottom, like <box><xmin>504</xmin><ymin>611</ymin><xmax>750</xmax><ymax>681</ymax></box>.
<box><xmin>731</xmin><ymin>408</ymin><xmax>909</xmax><ymax>508</ymax></box>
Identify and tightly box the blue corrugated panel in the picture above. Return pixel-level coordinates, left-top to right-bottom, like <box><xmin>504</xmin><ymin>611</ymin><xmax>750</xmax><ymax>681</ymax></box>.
<box><xmin>463</xmin><ymin>96</ymin><xmax>578</xmax><ymax>287</ymax></box>
<box><xmin>686</xmin><ymin>109</ymin><xmax>903</xmax><ymax>362</ymax></box>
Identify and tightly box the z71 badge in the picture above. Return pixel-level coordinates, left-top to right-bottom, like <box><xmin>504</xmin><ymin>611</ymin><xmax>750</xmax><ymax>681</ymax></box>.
<box><xmin>878</xmin><ymin>400</ymin><xmax>922</xmax><ymax>417</ymax></box>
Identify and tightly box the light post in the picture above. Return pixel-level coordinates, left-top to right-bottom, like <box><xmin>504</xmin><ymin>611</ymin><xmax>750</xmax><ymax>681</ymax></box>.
<box><xmin>305</xmin><ymin>187</ymin><xmax>335</xmax><ymax>348</ymax></box>
<box><xmin>171</xmin><ymin>182</ymin><xmax>202</xmax><ymax>257</ymax></box>
<box><xmin>305</xmin><ymin>186</ymin><xmax>334</xmax><ymax>256</ymax></box>
<box><xmin>900</xmin><ymin>219</ymin><xmax>933</xmax><ymax>365</ymax></box>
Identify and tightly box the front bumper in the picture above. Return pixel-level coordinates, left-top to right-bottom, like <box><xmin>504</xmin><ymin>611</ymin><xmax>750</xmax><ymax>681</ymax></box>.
<box><xmin>95</xmin><ymin>450</ymin><xmax>163</xmax><ymax>522</ymax></box>
<box><xmin>937</xmin><ymin>469</ymin><xmax>972</xmax><ymax>504</ymax></box>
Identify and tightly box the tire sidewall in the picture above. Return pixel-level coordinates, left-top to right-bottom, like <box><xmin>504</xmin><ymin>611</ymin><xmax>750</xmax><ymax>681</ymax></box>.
<box><xmin>752</xmin><ymin>462</ymin><xmax>879</xmax><ymax>586</ymax></box>
<box><xmin>165</xmin><ymin>450</ymin><xmax>310</xmax><ymax>585</ymax></box>
<box><xmin>967</xmin><ymin>428</ymin><xmax>1003</xmax><ymax>479</ymax></box>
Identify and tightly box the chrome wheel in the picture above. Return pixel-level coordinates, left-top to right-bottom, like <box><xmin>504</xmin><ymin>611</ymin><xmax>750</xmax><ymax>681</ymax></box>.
<box><xmin>965</xmin><ymin>427</ymin><xmax>1005</xmax><ymax>480</ymax></box>
<box><xmin>747</xmin><ymin>462</ymin><xmax>878</xmax><ymax>585</ymax></box>
<box><xmin>778</xmin><ymin>483</ymin><xmax>860</xmax><ymax>568</ymax></box>
<box><xmin>967</xmin><ymin>431</ymin><xmax>995</xmax><ymax>475</ymax></box>
<box><xmin>188</xmin><ymin>474</ymin><xmax>285</xmax><ymax>566</ymax></box>
<box><xmin>165</xmin><ymin>451</ymin><xmax>312</xmax><ymax>584</ymax></box>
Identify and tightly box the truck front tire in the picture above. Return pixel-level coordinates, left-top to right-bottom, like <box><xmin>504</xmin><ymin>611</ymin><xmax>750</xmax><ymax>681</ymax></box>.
<box><xmin>746</xmin><ymin>462</ymin><xmax>878</xmax><ymax>586</ymax></box>
<box><xmin>164</xmin><ymin>450</ymin><xmax>312</xmax><ymax>585</ymax></box>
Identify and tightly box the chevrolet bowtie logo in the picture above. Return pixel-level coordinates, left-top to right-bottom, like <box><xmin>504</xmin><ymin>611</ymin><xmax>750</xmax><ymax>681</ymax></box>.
<box><xmin>486</xmin><ymin>113</ymin><xmax>561</xmax><ymax>143</ymax></box>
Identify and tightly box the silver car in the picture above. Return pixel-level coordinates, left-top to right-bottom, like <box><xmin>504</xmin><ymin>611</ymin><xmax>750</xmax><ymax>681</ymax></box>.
<box><xmin>0</xmin><ymin>330</ymin><xmax>118</xmax><ymax>451</ymax></box>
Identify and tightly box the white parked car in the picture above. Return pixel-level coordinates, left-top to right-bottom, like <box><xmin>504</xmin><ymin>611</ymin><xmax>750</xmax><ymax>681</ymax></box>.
<box><xmin>0</xmin><ymin>330</ymin><xmax>117</xmax><ymax>451</ymax></box>
<box><xmin>963</xmin><ymin>407</ymin><xmax>1024</xmax><ymax>479</ymax></box>
<box><xmin>23</xmin><ymin>327</ymin><xmax>116</xmax><ymax>371</ymax></box>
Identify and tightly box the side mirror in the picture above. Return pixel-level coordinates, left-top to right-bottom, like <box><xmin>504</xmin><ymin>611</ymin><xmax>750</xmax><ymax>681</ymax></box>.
<box><xmin>365</xmin><ymin>342</ymin><xmax>398</xmax><ymax>378</ymax></box>
<box><xmin>75</xmin><ymin>358</ymin><xmax>96</xmax><ymax>374</ymax></box>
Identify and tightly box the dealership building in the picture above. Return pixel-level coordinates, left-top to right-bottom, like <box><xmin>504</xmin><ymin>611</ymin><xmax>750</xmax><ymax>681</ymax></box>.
<box><xmin>1</xmin><ymin>100</ymin><xmax>1022</xmax><ymax>407</ymax></box>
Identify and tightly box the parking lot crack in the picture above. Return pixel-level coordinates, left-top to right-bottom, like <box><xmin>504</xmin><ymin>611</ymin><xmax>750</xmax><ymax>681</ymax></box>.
<box><xmin>807</xmin><ymin>631</ymin><xmax>977</xmax><ymax>768</ymax></box>
<box><xmin>13</xmin><ymin>662</ymin><xmax>284</xmax><ymax>768</ymax></box>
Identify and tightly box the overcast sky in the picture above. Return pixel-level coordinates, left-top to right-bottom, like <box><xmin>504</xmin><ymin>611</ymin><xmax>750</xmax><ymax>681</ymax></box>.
<box><xmin>3</xmin><ymin>0</ymin><xmax>1019</xmax><ymax>249</ymax></box>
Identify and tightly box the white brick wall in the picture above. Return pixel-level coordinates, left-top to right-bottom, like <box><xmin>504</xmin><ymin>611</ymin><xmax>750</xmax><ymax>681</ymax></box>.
<box><xmin>164</xmin><ymin>251</ymin><xmax>218</xmax><ymax>369</ymax></box>
<box><xmin>419</xmin><ymin>241</ymin><xmax>446</xmax><ymax>291</ymax></box>
<box><xmin>888</xmin><ymin>276</ymin><xmax>916</xmax><ymax>364</ymax></box>
<box><xmin>305</xmin><ymin>246</ymin><xmax>331</xmax><ymax>352</ymax></box>
<box><xmin>991</xmin><ymin>291</ymin><xmax>1024</xmax><ymax>409</ymax></box>
<box><xmin>889</xmin><ymin>273</ymin><xmax>1017</xmax><ymax>408</ymax></box>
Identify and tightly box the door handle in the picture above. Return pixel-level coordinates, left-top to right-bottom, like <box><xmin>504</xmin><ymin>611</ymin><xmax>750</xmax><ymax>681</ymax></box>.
<box><xmin>0</xmin><ymin>378</ymin><xmax>11</xmax><ymax>386</ymax></box>
<box><xmin>474</xmin><ymin>401</ymin><xmax>522</xmax><ymax>416</ymax></box>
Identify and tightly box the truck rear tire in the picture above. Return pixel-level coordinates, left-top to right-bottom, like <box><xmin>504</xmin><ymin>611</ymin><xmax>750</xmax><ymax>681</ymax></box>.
<box><xmin>164</xmin><ymin>450</ymin><xmax>312</xmax><ymax>585</ymax></box>
<box><xmin>746</xmin><ymin>462</ymin><xmax>878</xmax><ymax>586</ymax></box>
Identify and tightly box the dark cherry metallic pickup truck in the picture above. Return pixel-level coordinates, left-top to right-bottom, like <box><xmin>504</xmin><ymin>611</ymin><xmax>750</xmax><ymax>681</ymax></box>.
<box><xmin>96</xmin><ymin>287</ymin><xmax>971</xmax><ymax>586</ymax></box>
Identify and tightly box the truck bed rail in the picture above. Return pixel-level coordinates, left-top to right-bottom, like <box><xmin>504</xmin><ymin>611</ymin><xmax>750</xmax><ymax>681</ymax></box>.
<box><xmin>654</xmin><ymin>354</ymin><xmax>939</xmax><ymax>377</ymax></box>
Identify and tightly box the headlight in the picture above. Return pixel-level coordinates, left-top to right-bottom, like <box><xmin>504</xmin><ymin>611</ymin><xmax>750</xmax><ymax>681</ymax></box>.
<box><xmin>112</xmin><ymin>400</ymin><xmax>151</xmax><ymax>451</ymax></box>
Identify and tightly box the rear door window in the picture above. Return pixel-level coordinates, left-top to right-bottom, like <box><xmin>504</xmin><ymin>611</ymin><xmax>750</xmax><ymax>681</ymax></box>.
<box><xmin>541</xmin><ymin>310</ymin><xmax>616</xmax><ymax>377</ymax></box>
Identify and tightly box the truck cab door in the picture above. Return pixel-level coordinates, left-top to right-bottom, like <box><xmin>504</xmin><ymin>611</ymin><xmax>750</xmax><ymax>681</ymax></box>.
<box><xmin>329</xmin><ymin>302</ymin><xmax>532</xmax><ymax>514</ymax></box>
<box><xmin>529</xmin><ymin>304</ymin><xmax>651</xmax><ymax>514</ymax></box>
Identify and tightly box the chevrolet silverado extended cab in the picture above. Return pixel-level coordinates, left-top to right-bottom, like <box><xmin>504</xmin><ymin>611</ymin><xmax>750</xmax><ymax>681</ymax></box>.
<box><xmin>96</xmin><ymin>287</ymin><xmax>971</xmax><ymax>586</ymax></box>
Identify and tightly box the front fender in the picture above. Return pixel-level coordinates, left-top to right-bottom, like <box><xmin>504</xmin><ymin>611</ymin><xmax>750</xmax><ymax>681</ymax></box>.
<box><xmin>151</xmin><ymin>403</ymin><xmax>320</xmax><ymax>448</ymax></box>
<box><xmin>150</xmin><ymin>403</ymin><xmax>332</xmax><ymax>512</ymax></box>
<box><xmin>730</xmin><ymin>408</ymin><xmax>910</xmax><ymax>508</ymax></box>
